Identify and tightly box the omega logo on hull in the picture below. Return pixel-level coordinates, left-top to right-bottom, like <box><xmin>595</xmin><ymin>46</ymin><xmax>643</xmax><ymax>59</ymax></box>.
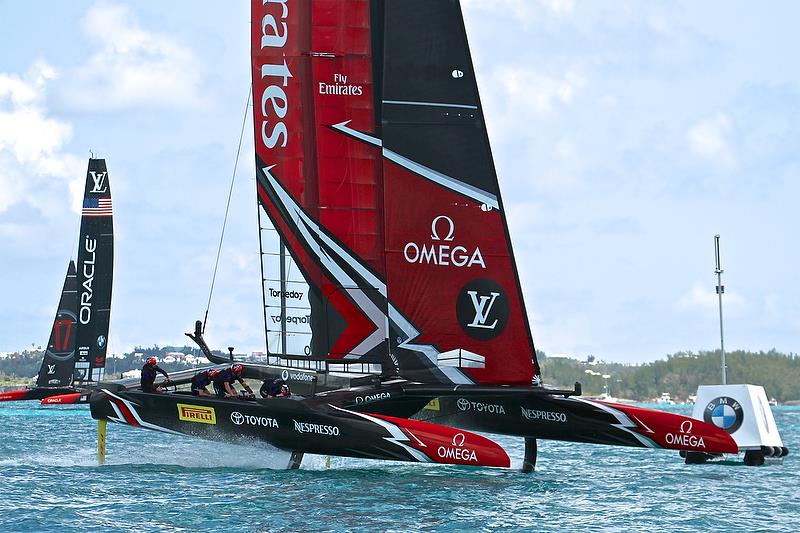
<box><xmin>665</xmin><ymin>419</ymin><xmax>706</xmax><ymax>448</ymax></box>
<box><xmin>436</xmin><ymin>433</ymin><xmax>478</xmax><ymax>462</ymax></box>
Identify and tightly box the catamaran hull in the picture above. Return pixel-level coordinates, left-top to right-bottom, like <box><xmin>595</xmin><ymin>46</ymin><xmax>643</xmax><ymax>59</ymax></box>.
<box><xmin>323</xmin><ymin>384</ymin><xmax>739</xmax><ymax>454</ymax></box>
<box><xmin>0</xmin><ymin>387</ymin><xmax>77</xmax><ymax>402</ymax></box>
<box><xmin>89</xmin><ymin>387</ymin><xmax>511</xmax><ymax>468</ymax></box>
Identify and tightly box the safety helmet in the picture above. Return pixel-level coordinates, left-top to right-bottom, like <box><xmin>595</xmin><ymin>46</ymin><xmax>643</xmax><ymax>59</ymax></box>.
<box><xmin>232</xmin><ymin>364</ymin><xmax>244</xmax><ymax>377</ymax></box>
<box><xmin>146</xmin><ymin>357</ymin><xmax>157</xmax><ymax>366</ymax></box>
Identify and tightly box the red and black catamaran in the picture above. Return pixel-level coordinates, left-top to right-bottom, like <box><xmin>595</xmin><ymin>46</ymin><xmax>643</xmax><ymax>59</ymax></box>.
<box><xmin>89</xmin><ymin>0</ymin><xmax>737</xmax><ymax>470</ymax></box>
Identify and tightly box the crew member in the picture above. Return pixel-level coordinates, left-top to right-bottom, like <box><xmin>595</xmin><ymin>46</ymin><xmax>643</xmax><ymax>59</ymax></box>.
<box><xmin>190</xmin><ymin>369</ymin><xmax>213</xmax><ymax>396</ymax></box>
<box><xmin>211</xmin><ymin>364</ymin><xmax>253</xmax><ymax>399</ymax></box>
<box><xmin>141</xmin><ymin>357</ymin><xmax>169</xmax><ymax>393</ymax></box>
<box><xmin>260</xmin><ymin>378</ymin><xmax>290</xmax><ymax>398</ymax></box>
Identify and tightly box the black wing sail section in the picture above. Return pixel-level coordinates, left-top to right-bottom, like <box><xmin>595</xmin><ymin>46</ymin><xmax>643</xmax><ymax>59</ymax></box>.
<box><xmin>379</xmin><ymin>0</ymin><xmax>540</xmax><ymax>385</ymax></box>
<box><xmin>74</xmin><ymin>158</ymin><xmax>114</xmax><ymax>383</ymax></box>
<box><xmin>36</xmin><ymin>261</ymin><xmax>78</xmax><ymax>387</ymax></box>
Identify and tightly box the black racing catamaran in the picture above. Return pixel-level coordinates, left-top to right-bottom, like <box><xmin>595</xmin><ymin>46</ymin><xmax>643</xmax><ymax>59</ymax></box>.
<box><xmin>89</xmin><ymin>0</ymin><xmax>737</xmax><ymax>470</ymax></box>
<box><xmin>1</xmin><ymin>158</ymin><xmax>114</xmax><ymax>404</ymax></box>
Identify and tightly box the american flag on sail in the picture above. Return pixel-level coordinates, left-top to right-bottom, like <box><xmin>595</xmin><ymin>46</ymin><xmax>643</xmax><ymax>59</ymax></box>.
<box><xmin>82</xmin><ymin>197</ymin><xmax>112</xmax><ymax>217</ymax></box>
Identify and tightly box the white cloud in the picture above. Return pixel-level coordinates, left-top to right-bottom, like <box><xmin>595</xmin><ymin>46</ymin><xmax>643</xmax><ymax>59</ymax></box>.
<box><xmin>677</xmin><ymin>281</ymin><xmax>746</xmax><ymax>314</ymax></box>
<box><xmin>687</xmin><ymin>112</ymin><xmax>737</xmax><ymax>168</ymax></box>
<box><xmin>496</xmin><ymin>67</ymin><xmax>585</xmax><ymax>114</ymax></box>
<box><xmin>57</xmin><ymin>2</ymin><xmax>207</xmax><ymax>111</ymax></box>
<box><xmin>0</xmin><ymin>61</ymin><xmax>83</xmax><ymax>215</ymax></box>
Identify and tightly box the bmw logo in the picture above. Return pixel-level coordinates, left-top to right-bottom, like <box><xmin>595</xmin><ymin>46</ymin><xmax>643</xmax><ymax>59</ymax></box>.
<box><xmin>457</xmin><ymin>398</ymin><xmax>471</xmax><ymax>411</ymax></box>
<box><xmin>97</xmin><ymin>335</ymin><xmax>106</xmax><ymax>348</ymax></box>
<box><xmin>703</xmin><ymin>396</ymin><xmax>744</xmax><ymax>434</ymax></box>
<box><xmin>230</xmin><ymin>411</ymin><xmax>244</xmax><ymax>425</ymax></box>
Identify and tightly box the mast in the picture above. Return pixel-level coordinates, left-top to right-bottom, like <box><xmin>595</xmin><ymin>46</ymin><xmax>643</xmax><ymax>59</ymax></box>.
<box><xmin>714</xmin><ymin>234</ymin><xmax>726</xmax><ymax>384</ymax></box>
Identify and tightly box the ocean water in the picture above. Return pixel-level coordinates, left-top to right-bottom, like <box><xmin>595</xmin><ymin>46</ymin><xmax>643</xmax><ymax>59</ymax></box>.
<box><xmin>0</xmin><ymin>402</ymin><xmax>797</xmax><ymax>533</ymax></box>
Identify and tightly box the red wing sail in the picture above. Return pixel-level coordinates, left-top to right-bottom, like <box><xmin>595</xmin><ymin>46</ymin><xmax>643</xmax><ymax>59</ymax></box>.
<box><xmin>252</xmin><ymin>0</ymin><xmax>540</xmax><ymax>385</ymax></box>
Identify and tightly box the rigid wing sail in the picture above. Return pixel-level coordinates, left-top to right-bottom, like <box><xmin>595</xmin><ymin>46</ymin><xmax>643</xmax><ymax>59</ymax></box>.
<box><xmin>89</xmin><ymin>0</ymin><xmax>737</xmax><ymax>469</ymax></box>
<box><xmin>1</xmin><ymin>159</ymin><xmax>114</xmax><ymax>404</ymax></box>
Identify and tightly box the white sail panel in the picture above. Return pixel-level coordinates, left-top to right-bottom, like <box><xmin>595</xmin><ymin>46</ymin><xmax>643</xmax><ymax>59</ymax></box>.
<box><xmin>259</xmin><ymin>204</ymin><xmax>312</xmax><ymax>358</ymax></box>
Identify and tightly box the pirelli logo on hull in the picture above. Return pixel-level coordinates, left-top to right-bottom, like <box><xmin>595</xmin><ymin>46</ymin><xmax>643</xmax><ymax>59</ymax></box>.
<box><xmin>177</xmin><ymin>403</ymin><xmax>217</xmax><ymax>425</ymax></box>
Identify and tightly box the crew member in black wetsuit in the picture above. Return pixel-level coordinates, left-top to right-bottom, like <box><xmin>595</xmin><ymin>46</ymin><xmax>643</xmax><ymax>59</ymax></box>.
<box><xmin>190</xmin><ymin>369</ymin><xmax>213</xmax><ymax>396</ymax></box>
<box><xmin>210</xmin><ymin>364</ymin><xmax>253</xmax><ymax>399</ymax></box>
<box><xmin>260</xmin><ymin>378</ymin><xmax>290</xmax><ymax>398</ymax></box>
<box><xmin>141</xmin><ymin>357</ymin><xmax>170</xmax><ymax>393</ymax></box>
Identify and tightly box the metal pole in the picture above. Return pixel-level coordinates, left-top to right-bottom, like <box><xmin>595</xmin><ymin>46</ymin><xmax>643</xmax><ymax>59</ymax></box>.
<box><xmin>714</xmin><ymin>234</ymin><xmax>726</xmax><ymax>384</ymax></box>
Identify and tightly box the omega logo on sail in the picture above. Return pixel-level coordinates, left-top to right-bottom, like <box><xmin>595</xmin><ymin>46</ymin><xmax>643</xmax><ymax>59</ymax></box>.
<box><xmin>404</xmin><ymin>215</ymin><xmax>485</xmax><ymax>269</ymax></box>
<box><xmin>258</xmin><ymin>0</ymin><xmax>291</xmax><ymax>150</ymax></box>
<box><xmin>79</xmin><ymin>236</ymin><xmax>97</xmax><ymax>325</ymax></box>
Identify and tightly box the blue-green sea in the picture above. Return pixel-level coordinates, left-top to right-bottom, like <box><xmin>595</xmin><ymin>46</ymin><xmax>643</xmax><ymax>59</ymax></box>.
<box><xmin>0</xmin><ymin>401</ymin><xmax>797</xmax><ymax>532</ymax></box>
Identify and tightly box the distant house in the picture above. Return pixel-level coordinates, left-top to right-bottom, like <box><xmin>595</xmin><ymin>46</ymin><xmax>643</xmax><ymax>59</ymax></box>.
<box><xmin>122</xmin><ymin>369</ymin><xmax>141</xmax><ymax>379</ymax></box>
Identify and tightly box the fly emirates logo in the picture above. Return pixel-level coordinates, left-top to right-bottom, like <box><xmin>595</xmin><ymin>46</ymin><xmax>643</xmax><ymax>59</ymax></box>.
<box><xmin>404</xmin><ymin>215</ymin><xmax>485</xmax><ymax>269</ymax></box>
<box><xmin>258</xmin><ymin>0</ymin><xmax>291</xmax><ymax>151</ymax></box>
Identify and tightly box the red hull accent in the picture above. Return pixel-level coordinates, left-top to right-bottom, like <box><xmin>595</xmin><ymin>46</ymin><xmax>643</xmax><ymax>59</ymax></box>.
<box><xmin>41</xmin><ymin>392</ymin><xmax>83</xmax><ymax>405</ymax></box>
<box><xmin>602</xmin><ymin>401</ymin><xmax>739</xmax><ymax>454</ymax></box>
<box><xmin>0</xmin><ymin>389</ymin><xmax>32</xmax><ymax>402</ymax></box>
<box><xmin>372</xmin><ymin>413</ymin><xmax>511</xmax><ymax>468</ymax></box>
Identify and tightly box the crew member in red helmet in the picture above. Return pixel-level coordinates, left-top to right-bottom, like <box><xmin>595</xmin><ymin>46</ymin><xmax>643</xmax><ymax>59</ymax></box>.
<box><xmin>141</xmin><ymin>357</ymin><xmax>170</xmax><ymax>393</ymax></box>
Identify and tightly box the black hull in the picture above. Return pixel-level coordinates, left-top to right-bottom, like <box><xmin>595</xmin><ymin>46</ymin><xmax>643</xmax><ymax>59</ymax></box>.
<box><xmin>90</xmin><ymin>386</ymin><xmax>511</xmax><ymax>468</ymax></box>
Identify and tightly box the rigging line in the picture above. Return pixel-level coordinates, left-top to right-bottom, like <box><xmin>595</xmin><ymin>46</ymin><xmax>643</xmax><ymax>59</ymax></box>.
<box><xmin>203</xmin><ymin>86</ymin><xmax>252</xmax><ymax>333</ymax></box>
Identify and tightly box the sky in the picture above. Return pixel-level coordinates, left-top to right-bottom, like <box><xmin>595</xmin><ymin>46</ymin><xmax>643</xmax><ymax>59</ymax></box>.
<box><xmin>0</xmin><ymin>0</ymin><xmax>797</xmax><ymax>363</ymax></box>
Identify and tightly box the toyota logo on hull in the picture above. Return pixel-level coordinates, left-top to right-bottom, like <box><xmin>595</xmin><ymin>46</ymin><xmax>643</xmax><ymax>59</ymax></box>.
<box><xmin>231</xmin><ymin>411</ymin><xmax>279</xmax><ymax>428</ymax></box>
<box><xmin>456</xmin><ymin>398</ymin><xmax>506</xmax><ymax>415</ymax></box>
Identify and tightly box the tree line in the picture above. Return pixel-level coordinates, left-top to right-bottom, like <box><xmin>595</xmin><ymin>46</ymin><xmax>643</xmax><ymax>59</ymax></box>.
<box><xmin>540</xmin><ymin>349</ymin><xmax>800</xmax><ymax>402</ymax></box>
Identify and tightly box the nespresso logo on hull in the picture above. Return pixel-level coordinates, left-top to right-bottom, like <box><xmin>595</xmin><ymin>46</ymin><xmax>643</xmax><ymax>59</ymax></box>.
<box><xmin>258</xmin><ymin>0</ymin><xmax>291</xmax><ymax>150</ymax></box>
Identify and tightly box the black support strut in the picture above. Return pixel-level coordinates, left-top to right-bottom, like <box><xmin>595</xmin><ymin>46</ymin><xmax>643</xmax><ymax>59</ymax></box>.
<box><xmin>288</xmin><ymin>451</ymin><xmax>304</xmax><ymax>470</ymax></box>
<box><xmin>521</xmin><ymin>438</ymin><xmax>537</xmax><ymax>473</ymax></box>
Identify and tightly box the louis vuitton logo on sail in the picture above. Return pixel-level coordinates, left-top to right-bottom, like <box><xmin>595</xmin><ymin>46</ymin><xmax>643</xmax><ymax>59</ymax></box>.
<box><xmin>89</xmin><ymin>171</ymin><xmax>107</xmax><ymax>193</ymax></box>
<box><xmin>404</xmin><ymin>215</ymin><xmax>485</xmax><ymax>269</ymax></box>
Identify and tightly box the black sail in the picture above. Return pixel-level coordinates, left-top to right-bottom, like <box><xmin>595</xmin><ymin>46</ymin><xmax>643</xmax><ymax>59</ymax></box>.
<box><xmin>74</xmin><ymin>159</ymin><xmax>114</xmax><ymax>383</ymax></box>
<box><xmin>36</xmin><ymin>261</ymin><xmax>78</xmax><ymax>387</ymax></box>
